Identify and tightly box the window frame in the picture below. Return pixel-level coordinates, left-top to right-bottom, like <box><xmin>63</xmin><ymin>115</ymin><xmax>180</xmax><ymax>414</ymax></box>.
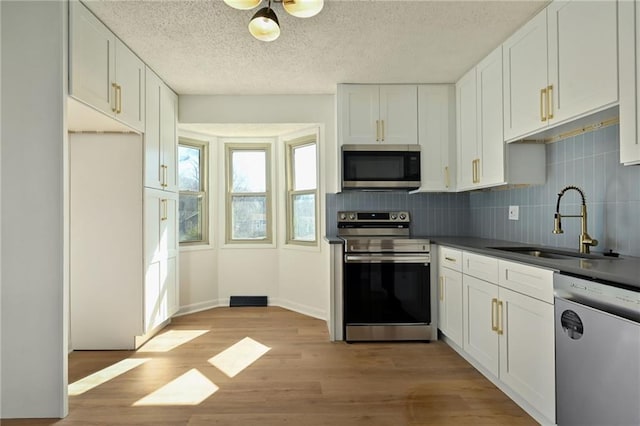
<box><xmin>225</xmin><ymin>143</ymin><xmax>273</xmax><ymax>245</ymax></box>
<box><xmin>178</xmin><ymin>137</ymin><xmax>209</xmax><ymax>246</ymax></box>
<box><xmin>285</xmin><ymin>136</ymin><xmax>318</xmax><ymax>246</ymax></box>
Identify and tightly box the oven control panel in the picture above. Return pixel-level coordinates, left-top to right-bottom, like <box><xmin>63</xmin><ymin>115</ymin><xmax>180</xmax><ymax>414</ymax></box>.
<box><xmin>337</xmin><ymin>211</ymin><xmax>410</xmax><ymax>223</ymax></box>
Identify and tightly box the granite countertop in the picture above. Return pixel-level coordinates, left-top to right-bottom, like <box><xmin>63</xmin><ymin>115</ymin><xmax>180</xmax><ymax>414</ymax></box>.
<box><xmin>326</xmin><ymin>234</ymin><xmax>640</xmax><ymax>290</ymax></box>
<box><xmin>429</xmin><ymin>236</ymin><xmax>640</xmax><ymax>291</ymax></box>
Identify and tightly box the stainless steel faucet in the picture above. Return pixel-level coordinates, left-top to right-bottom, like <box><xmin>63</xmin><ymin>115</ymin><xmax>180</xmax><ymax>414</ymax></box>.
<box><xmin>553</xmin><ymin>185</ymin><xmax>598</xmax><ymax>253</ymax></box>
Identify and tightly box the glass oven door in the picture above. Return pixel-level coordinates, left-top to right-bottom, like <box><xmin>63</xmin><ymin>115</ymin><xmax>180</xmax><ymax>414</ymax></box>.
<box><xmin>343</xmin><ymin>255</ymin><xmax>430</xmax><ymax>325</ymax></box>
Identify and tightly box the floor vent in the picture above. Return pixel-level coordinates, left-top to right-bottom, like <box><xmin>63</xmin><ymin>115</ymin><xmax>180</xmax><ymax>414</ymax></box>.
<box><xmin>229</xmin><ymin>296</ymin><xmax>268</xmax><ymax>307</ymax></box>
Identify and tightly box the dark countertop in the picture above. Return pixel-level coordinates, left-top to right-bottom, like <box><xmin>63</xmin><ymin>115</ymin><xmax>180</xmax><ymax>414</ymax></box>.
<box><xmin>429</xmin><ymin>236</ymin><xmax>640</xmax><ymax>291</ymax></box>
<box><xmin>325</xmin><ymin>234</ymin><xmax>640</xmax><ymax>291</ymax></box>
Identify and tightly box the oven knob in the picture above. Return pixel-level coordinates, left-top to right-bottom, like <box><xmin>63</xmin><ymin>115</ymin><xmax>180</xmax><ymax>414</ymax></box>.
<box><xmin>390</xmin><ymin>213</ymin><xmax>397</xmax><ymax>220</ymax></box>
<box><xmin>348</xmin><ymin>213</ymin><xmax>356</xmax><ymax>221</ymax></box>
<box><xmin>339</xmin><ymin>213</ymin><xmax>347</xmax><ymax>221</ymax></box>
<box><xmin>399</xmin><ymin>213</ymin><xmax>407</xmax><ymax>221</ymax></box>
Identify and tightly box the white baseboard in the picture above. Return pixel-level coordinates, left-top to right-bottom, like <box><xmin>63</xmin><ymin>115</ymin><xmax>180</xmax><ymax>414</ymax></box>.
<box><xmin>176</xmin><ymin>298</ymin><xmax>327</xmax><ymax>322</ymax></box>
<box><xmin>174</xmin><ymin>299</ymin><xmax>225</xmax><ymax>317</ymax></box>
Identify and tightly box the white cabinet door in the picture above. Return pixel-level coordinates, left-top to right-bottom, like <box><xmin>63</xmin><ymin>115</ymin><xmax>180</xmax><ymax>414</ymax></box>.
<box><xmin>145</xmin><ymin>67</ymin><xmax>178</xmax><ymax>192</ymax></box>
<box><xmin>379</xmin><ymin>85</ymin><xmax>418</xmax><ymax>144</ymax></box>
<box><xmin>69</xmin><ymin>0</ymin><xmax>115</xmax><ymax>116</ymax></box>
<box><xmin>418</xmin><ymin>85</ymin><xmax>455</xmax><ymax>191</ymax></box>
<box><xmin>115</xmin><ymin>40</ymin><xmax>145</xmax><ymax>132</ymax></box>
<box><xmin>456</xmin><ymin>67</ymin><xmax>477</xmax><ymax>190</ymax></box>
<box><xmin>339</xmin><ymin>85</ymin><xmax>380</xmax><ymax>144</ymax></box>
<box><xmin>476</xmin><ymin>46</ymin><xmax>505</xmax><ymax>187</ymax></box>
<box><xmin>620</xmin><ymin>0</ymin><xmax>640</xmax><ymax>165</ymax></box>
<box><xmin>502</xmin><ymin>9</ymin><xmax>548</xmax><ymax>141</ymax></box>
<box><xmin>438</xmin><ymin>266</ymin><xmax>463</xmax><ymax>348</ymax></box>
<box><xmin>547</xmin><ymin>0</ymin><xmax>618</xmax><ymax>125</ymax></box>
<box><xmin>499</xmin><ymin>287</ymin><xmax>556</xmax><ymax>423</ymax></box>
<box><xmin>463</xmin><ymin>274</ymin><xmax>499</xmax><ymax>377</ymax></box>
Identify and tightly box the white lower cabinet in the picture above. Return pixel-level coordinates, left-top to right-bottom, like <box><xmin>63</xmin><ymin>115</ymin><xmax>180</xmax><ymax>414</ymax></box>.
<box><xmin>438</xmin><ymin>245</ymin><xmax>556</xmax><ymax>425</ymax></box>
<box><xmin>438</xmin><ymin>262</ymin><xmax>463</xmax><ymax>347</ymax></box>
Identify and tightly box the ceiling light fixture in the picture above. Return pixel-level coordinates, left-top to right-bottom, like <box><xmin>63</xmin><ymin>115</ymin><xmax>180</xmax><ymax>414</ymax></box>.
<box><xmin>224</xmin><ymin>0</ymin><xmax>324</xmax><ymax>42</ymax></box>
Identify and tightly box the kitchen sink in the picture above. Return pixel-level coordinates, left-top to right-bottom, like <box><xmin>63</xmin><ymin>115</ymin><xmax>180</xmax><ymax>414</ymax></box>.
<box><xmin>489</xmin><ymin>246</ymin><xmax>619</xmax><ymax>260</ymax></box>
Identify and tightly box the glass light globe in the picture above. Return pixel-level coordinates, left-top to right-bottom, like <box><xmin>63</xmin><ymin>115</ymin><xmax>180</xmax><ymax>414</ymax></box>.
<box><xmin>283</xmin><ymin>0</ymin><xmax>324</xmax><ymax>18</ymax></box>
<box><xmin>248</xmin><ymin>7</ymin><xmax>281</xmax><ymax>42</ymax></box>
<box><xmin>223</xmin><ymin>0</ymin><xmax>261</xmax><ymax>11</ymax></box>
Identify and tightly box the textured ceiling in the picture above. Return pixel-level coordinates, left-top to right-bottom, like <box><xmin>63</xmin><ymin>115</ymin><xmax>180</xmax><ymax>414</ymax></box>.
<box><xmin>82</xmin><ymin>0</ymin><xmax>549</xmax><ymax>96</ymax></box>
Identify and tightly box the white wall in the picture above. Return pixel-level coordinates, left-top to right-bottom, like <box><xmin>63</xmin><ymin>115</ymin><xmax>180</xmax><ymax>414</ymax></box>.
<box><xmin>1</xmin><ymin>1</ymin><xmax>68</xmax><ymax>418</ymax></box>
<box><xmin>178</xmin><ymin>95</ymin><xmax>336</xmax><ymax>320</ymax></box>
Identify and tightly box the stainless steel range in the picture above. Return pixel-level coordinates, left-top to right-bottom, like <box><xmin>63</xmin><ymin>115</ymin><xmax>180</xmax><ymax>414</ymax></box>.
<box><xmin>338</xmin><ymin>211</ymin><xmax>435</xmax><ymax>342</ymax></box>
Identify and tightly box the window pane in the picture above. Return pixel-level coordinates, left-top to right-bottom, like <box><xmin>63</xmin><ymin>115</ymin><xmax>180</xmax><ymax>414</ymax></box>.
<box><xmin>179</xmin><ymin>194</ymin><xmax>203</xmax><ymax>242</ymax></box>
<box><xmin>231</xmin><ymin>196</ymin><xmax>267</xmax><ymax>240</ymax></box>
<box><xmin>292</xmin><ymin>193</ymin><xmax>316</xmax><ymax>241</ymax></box>
<box><xmin>232</xmin><ymin>151</ymin><xmax>266</xmax><ymax>192</ymax></box>
<box><xmin>178</xmin><ymin>146</ymin><xmax>201</xmax><ymax>191</ymax></box>
<box><xmin>293</xmin><ymin>144</ymin><xmax>316</xmax><ymax>191</ymax></box>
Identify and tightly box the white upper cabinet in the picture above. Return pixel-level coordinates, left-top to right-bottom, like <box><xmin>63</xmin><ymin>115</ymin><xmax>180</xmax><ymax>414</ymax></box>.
<box><xmin>417</xmin><ymin>85</ymin><xmax>456</xmax><ymax>191</ymax></box>
<box><xmin>145</xmin><ymin>67</ymin><xmax>178</xmax><ymax>192</ymax></box>
<box><xmin>338</xmin><ymin>84</ymin><xmax>418</xmax><ymax>145</ymax></box>
<box><xmin>69</xmin><ymin>1</ymin><xmax>145</xmax><ymax>132</ymax></box>
<box><xmin>619</xmin><ymin>0</ymin><xmax>640</xmax><ymax>165</ymax></box>
<box><xmin>456</xmin><ymin>46</ymin><xmax>506</xmax><ymax>190</ymax></box>
<box><xmin>503</xmin><ymin>1</ymin><xmax>618</xmax><ymax>142</ymax></box>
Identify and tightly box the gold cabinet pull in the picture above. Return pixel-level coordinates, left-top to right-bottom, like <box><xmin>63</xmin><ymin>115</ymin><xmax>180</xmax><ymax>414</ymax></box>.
<box><xmin>111</xmin><ymin>82</ymin><xmax>118</xmax><ymax>113</ymax></box>
<box><xmin>115</xmin><ymin>84</ymin><xmax>122</xmax><ymax>114</ymax></box>
<box><xmin>540</xmin><ymin>87</ymin><xmax>547</xmax><ymax>122</ymax></box>
<box><xmin>444</xmin><ymin>256</ymin><xmax>456</xmax><ymax>263</ymax></box>
<box><xmin>444</xmin><ymin>166</ymin><xmax>450</xmax><ymax>188</ymax></box>
<box><xmin>161</xmin><ymin>164</ymin><xmax>168</xmax><ymax>188</ymax></box>
<box><xmin>439</xmin><ymin>276</ymin><xmax>444</xmax><ymax>301</ymax></box>
<box><xmin>381</xmin><ymin>119</ymin><xmax>385</xmax><ymax>142</ymax></box>
<box><xmin>471</xmin><ymin>160</ymin><xmax>476</xmax><ymax>184</ymax></box>
<box><xmin>375</xmin><ymin>120</ymin><xmax>380</xmax><ymax>142</ymax></box>
<box><xmin>497</xmin><ymin>300</ymin><xmax>504</xmax><ymax>335</ymax></box>
<box><xmin>491</xmin><ymin>298</ymin><xmax>498</xmax><ymax>332</ymax></box>
<box><xmin>547</xmin><ymin>85</ymin><xmax>554</xmax><ymax>120</ymax></box>
<box><xmin>161</xmin><ymin>199</ymin><xmax>168</xmax><ymax>221</ymax></box>
<box><xmin>476</xmin><ymin>158</ymin><xmax>480</xmax><ymax>183</ymax></box>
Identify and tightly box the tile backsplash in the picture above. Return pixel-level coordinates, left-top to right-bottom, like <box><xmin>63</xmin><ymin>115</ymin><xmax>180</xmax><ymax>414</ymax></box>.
<box><xmin>327</xmin><ymin>124</ymin><xmax>640</xmax><ymax>257</ymax></box>
<box><xmin>470</xmin><ymin>124</ymin><xmax>640</xmax><ymax>257</ymax></box>
<box><xmin>326</xmin><ymin>191</ymin><xmax>470</xmax><ymax>238</ymax></box>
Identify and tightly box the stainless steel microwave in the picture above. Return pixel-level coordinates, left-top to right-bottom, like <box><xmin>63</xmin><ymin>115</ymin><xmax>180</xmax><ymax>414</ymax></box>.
<box><xmin>342</xmin><ymin>144</ymin><xmax>421</xmax><ymax>190</ymax></box>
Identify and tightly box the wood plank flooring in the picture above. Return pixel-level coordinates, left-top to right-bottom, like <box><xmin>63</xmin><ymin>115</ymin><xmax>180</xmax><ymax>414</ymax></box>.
<box><xmin>3</xmin><ymin>307</ymin><xmax>537</xmax><ymax>425</ymax></box>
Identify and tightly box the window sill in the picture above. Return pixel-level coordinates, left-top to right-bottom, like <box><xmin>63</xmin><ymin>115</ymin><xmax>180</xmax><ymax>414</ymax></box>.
<box><xmin>180</xmin><ymin>243</ymin><xmax>215</xmax><ymax>252</ymax></box>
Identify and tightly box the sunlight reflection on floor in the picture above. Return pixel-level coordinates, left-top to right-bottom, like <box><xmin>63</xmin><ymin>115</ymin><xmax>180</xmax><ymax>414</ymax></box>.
<box><xmin>69</xmin><ymin>358</ymin><xmax>151</xmax><ymax>396</ymax></box>
<box><xmin>208</xmin><ymin>337</ymin><xmax>271</xmax><ymax>378</ymax></box>
<box><xmin>137</xmin><ymin>329</ymin><xmax>209</xmax><ymax>353</ymax></box>
<box><xmin>132</xmin><ymin>369</ymin><xmax>219</xmax><ymax>406</ymax></box>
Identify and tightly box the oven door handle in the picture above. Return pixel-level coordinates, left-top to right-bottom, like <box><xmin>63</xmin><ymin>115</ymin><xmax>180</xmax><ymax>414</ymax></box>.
<box><xmin>344</xmin><ymin>254</ymin><xmax>431</xmax><ymax>264</ymax></box>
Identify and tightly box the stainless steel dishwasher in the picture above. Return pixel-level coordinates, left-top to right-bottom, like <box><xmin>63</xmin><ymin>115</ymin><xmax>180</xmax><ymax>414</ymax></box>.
<box><xmin>554</xmin><ymin>272</ymin><xmax>640</xmax><ymax>426</ymax></box>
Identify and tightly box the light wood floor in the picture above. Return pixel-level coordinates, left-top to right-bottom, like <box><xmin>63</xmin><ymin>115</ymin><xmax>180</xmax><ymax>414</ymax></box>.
<box><xmin>4</xmin><ymin>307</ymin><xmax>537</xmax><ymax>425</ymax></box>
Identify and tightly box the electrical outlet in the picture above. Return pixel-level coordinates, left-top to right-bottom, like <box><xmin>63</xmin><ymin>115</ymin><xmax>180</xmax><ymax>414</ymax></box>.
<box><xmin>509</xmin><ymin>205</ymin><xmax>519</xmax><ymax>221</ymax></box>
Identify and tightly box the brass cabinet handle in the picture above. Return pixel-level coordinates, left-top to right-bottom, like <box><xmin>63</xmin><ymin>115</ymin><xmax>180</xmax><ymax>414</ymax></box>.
<box><xmin>547</xmin><ymin>85</ymin><xmax>554</xmax><ymax>119</ymax></box>
<box><xmin>476</xmin><ymin>158</ymin><xmax>480</xmax><ymax>183</ymax></box>
<box><xmin>491</xmin><ymin>298</ymin><xmax>498</xmax><ymax>332</ymax></box>
<box><xmin>161</xmin><ymin>164</ymin><xmax>168</xmax><ymax>188</ymax></box>
<box><xmin>161</xmin><ymin>199</ymin><xmax>168</xmax><ymax>221</ymax></box>
<box><xmin>471</xmin><ymin>160</ymin><xmax>476</xmax><ymax>183</ymax></box>
<box><xmin>497</xmin><ymin>300</ymin><xmax>504</xmax><ymax>335</ymax></box>
<box><xmin>540</xmin><ymin>87</ymin><xmax>547</xmax><ymax>122</ymax></box>
<box><xmin>444</xmin><ymin>166</ymin><xmax>450</xmax><ymax>188</ymax></box>
<box><xmin>115</xmin><ymin>84</ymin><xmax>122</xmax><ymax>114</ymax></box>
<box><xmin>111</xmin><ymin>82</ymin><xmax>118</xmax><ymax>113</ymax></box>
<box><xmin>375</xmin><ymin>120</ymin><xmax>380</xmax><ymax>142</ymax></box>
<box><xmin>439</xmin><ymin>276</ymin><xmax>444</xmax><ymax>301</ymax></box>
<box><xmin>381</xmin><ymin>119</ymin><xmax>385</xmax><ymax>142</ymax></box>
<box><xmin>444</xmin><ymin>256</ymin><xmax>456</xmax><ymax>262</ymax></box>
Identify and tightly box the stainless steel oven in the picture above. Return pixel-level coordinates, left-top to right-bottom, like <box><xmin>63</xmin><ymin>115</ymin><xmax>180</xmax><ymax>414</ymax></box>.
<box><xmin>338</xmin><ymin>211</ymin><xmax>435</xmax><ymax>341</ymax></box>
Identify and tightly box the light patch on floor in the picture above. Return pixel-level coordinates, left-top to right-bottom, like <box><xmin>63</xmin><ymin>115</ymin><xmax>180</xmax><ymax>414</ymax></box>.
<box><xmin>137</xmin><ymin>329</ymin><xmax>209</xmax><ymax>353</ymax></box>
<box><xmin>208</xmin><ymin>337</ymin><xmax>271</xmax><ymax>378</ymax></box>
<box><xmin>133</xmin><ymin>369</ymin><xmax>219</xmax><ymax>406</ymax></box>
<box><xmin>69</xmin><ymin>358</ymin><xmax>151</xmax><ymax>396</ymax></box>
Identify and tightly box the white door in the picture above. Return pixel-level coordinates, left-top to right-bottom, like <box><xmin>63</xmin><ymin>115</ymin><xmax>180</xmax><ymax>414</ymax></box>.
<box><xmin>456</xmin><ymin>67</ymin><xmax>477</xmax><ymax>190</ymax></box>
<box><xmin>547</xmin><ymin>0</ymin><xmax>618</xmax><ymax>125</ymax></box>
<box><xmin>69</xmin><ymin>1</ymin><xmax>115</xmax><ymax>116</ymax></box>
<box><xmin>439</xmin><ymin>266</ymin><xmax>463</xmax><ymax>348</ymax></box>
<box><xmin>499</xmin><ymin>287</ymin><xmax>556</xmax><ymax>423</ymax></box>
<box><xmin>476</xmin><ymin>46</ymin><xmax>505</xmax><ymax>187</ymax></box>
<box><xmin>144</xmin><ymin>189</ymin><xmax>162</xmax><ymax>332</ymax></box>
<box><xmin>114</xmin><ymin>40</ymin><xmax>145</xmax><ymax>132</ymax></box>
<box><xmin>502</xmin><ymin>9</ymin><xmax>549</xmax><ymax>141</ymax></box>
<box><xmin>379</xmin><ymin>85</ymin><xmax>418</xmax><ymax>144</ymax></box>
<box><xmin>418</xmin><ymin>85</ymin><xmax>455</xmax><ymax>191</ymax></box>
<box><xmin>463</xmin><ymin>275</ymin><xmax>499</xmax><ymax>377</ymax></box>
<box><xmin>339</xmin><ymin>85</ymin><xmax>380</xmax><ymax>144</ymax></box>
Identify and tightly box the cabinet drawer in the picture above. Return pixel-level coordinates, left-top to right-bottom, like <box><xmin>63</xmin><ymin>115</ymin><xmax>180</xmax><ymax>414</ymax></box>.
<box><xmin>463</xmin><ymin>252</ymin><xmax>499</xmax><ymax>283</ymax></box>
<box><xmin>498</xmin><ymin>260</ymin><xmax>554</xmax><ymax>304</ymax></box>
<box><xmin>440</xmin><ymin>246</ymin><xmax>462</xmax><ymax>272</ymax></box>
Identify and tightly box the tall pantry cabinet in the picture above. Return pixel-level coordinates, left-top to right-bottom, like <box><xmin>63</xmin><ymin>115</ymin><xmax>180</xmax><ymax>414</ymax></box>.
<box><xmin>69</xmin><ymin>0</ymin><xmax>179</xmax><ymax>350</ymax></box>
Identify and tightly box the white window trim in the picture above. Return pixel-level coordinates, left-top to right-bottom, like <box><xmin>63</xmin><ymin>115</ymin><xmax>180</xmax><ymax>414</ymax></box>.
<box><xmin>285</xmin><ymin>136</ymin><xmax>318</xmax><ymax>247</ymax></box>
<box><xmin>221</xmin><ymin>139</ymin><xmax>276</xmax><ymax>248</ymax></box>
